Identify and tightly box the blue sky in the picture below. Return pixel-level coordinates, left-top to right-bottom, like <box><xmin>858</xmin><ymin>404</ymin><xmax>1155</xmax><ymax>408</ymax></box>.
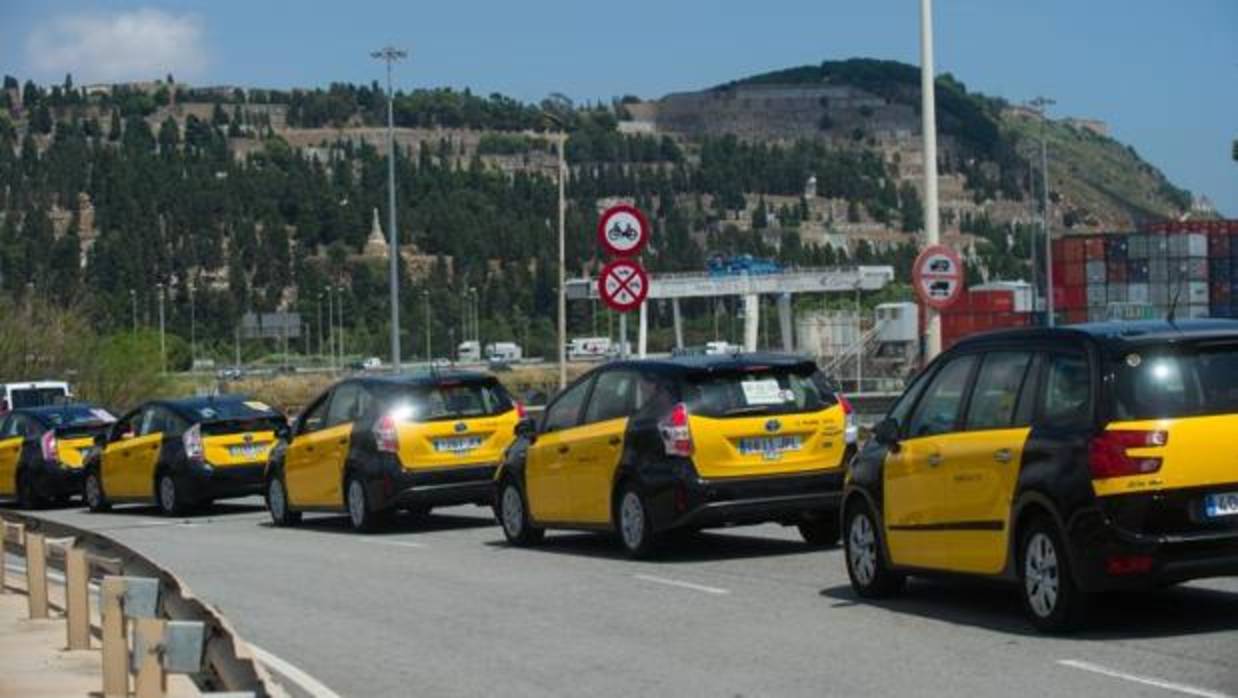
<box><xmin>3</xmin><ymin>0</ymin><xmax>1235</xmax><ymax>214</ymax></box>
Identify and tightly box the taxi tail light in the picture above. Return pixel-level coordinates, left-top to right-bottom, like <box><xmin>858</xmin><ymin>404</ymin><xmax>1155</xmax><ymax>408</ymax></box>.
<box><xmin>183</xmin><ymin>424</ymin><xmax>204</xmax><ymax>463</ymax></box>
<box><xmin>515</xmin><ymin>401</ymin><xmax>527</xmax><ymax>419</ymax></box>
<box><xmin>837</xmin><ymin>394</ymin><xmax>856</xmax><ymax>430</ymax></box>
<box><xmin>1088</xmin><ymin>430</ymin><xmax>1167</xmax><ymax>480</ymax></box>
<box><xmin>659</xmin><ymin>402</ymin><xmax>694</xmax><ymax>457</ymax></box>
<box><xmin>374</xmin><ymin>415</ymin><xmax>399</xmax><ymax>454</ymax></box>
<box><xmin>40</xmin><ymin>430</ymin><xmax>58</xmax><ymax>463</ymax></box>
<box><xmin>1105</xmin><ymin>554</ymin><xmax>1154</xmax><ymax>575</ymax></box>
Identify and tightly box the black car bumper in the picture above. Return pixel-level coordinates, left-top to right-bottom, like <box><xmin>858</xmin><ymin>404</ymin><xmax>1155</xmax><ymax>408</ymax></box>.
<box><xmin>370</xmin><ymin>463</ymin><xmax>499</xmax><ymax>511</ymax></box>
<box><xmin>651</xmin><ymin>467</ymin><xmax>846</xmax><ymax>532</ymax></box>
<box><xmin>179</xmin><ymin>463</ymin><xmax>266</xmax><ymax>502</ymax></box>
<box><xmin>32</xmin><ymin>463</ymin><xmax>85</xmax><ymax>500</ymax></box>
<box><xmin>1069</xmin><ymin>505</ymin><xmax>1238</xmax><ymax>591</ymax></box>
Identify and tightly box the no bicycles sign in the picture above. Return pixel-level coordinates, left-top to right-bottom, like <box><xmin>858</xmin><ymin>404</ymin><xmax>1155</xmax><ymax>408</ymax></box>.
<box><xmin>597</xmin><ymin>204</ymin><xmax>650</xmax><ymax>258</ymax></box>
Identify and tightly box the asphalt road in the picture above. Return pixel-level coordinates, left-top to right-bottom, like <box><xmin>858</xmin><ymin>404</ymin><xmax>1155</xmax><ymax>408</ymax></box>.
<box><xmin>14</xmin><ymin>499</ymin><xmax>1238</xmax><ymax>698</ymax></box>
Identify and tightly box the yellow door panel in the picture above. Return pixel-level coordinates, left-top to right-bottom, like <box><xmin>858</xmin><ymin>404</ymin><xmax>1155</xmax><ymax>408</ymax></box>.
<box><xmin>295</xmin><ymin>423</ymin><xmax>352</xmax><ymax>508</ymax></box>
<box><xmin>1093</xmin><ymin>417</ymin><xmax>1238</xmax><ymax>497</ymax></box>
<box><xmin>283</xmin><ymin>433</ymin><xmax>316</xmax><ymax>508</ymax></box>
<box><xmin>562</xmin><ymin>417</ymin><xmax>628</xmax><ymax>524</ymax></box>
<box><xmin>882</xmin><ymin>436</ymin><xmax>947</xmax><ymax>569</ymax></box>
<box><xmin>935</xmin><ymin>427</ymin><xmax>1030</xmax><ymax>574</ymax></box>
<box><xmin>395</xmin><ymin>409</ymin><xmax>518</xmax><ymax>471</ymax></box>
<box><xmin>0</xmin><ymin>436</ymin><xmax>22</xmax><ymax>496</ymax></box>
<box><xmin>103</xmin><ymin>433</ymin><xmax>163</xmax><ymax>499</ymax></box>
<box><xmin>688</xmin><ymin>403</ymin><xmax>847</xmax><ymax>479</ymax></box>
<box><xmin>202</xmin><ymin>431</ymin><xmax>277</xmax><ymax>467</ymax></box>
<box><xmin>56</xmin><ymin>437</ymin><xmax>95</xmax><ymax>469</ymax></box>
<box><xmin>525</xmin><ymin>429</ymin><xmax>573</xmax><ymax>522</ymax></box>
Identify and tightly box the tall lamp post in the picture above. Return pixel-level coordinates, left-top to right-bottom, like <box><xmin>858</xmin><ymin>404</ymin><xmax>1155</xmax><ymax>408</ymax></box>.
<box><xmin>1028</xmin><ymin>96</ymin><xmax>1056</xmax><ymax>326</ymax></box>
<box><xmin>156</xmin><ymin>283</ymin><xmax>166</xmax><ymax>373</ymax></box>
<box><xmin>423</xmin><ymin>290</ymin><xmax>431</xmax><ymax>363</ymax></box>
<box><xmin>372</xmin><ymin>45</ymin><xmax>407</xmax><ymax>371</ymax></box>
<box><xmin>129</xmin><ymin>289</ymin><xmax>137</xmax><ymax>337</ymax></box>
<box><xmin>539</xmin><ymin>108</ymin><xmax>569</xmax><ymax>389</ymax></box>
<box><xmin>326</xmin><ymin>286</ymin><xmax>335</xmax><ymax>371</ymax></box>
<box><xmin>920</xmin><ymin>0</ymin><xmax>942</xmax><ymax>360</ymax></box>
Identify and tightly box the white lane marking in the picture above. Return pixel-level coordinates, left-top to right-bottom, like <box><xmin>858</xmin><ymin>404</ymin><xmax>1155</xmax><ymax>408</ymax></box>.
<box><xmin>633</xmin><ymin>574</ymin><xmax>730</xmax><ymax>595</ymax></box>
<box><xmin>354</xmin><ymin>538</ymin><xmax>427</xmax><ymax>549</ymax></box>
<box><xmin>1059</xmin><ymin>660</ymin><xmax>1233</xmax><ymax>698</ymax></box>
<box><xmin>248</xmin><ymin>642</ymin><xmax>344</xmax><ymax>698</ymax></box>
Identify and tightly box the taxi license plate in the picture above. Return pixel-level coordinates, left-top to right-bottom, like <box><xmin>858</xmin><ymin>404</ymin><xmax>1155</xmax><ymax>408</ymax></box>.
<box><xmin>435</xmin><ymin>436</ymin><xmax>483</xmax><ymax>454</ymax></box>
<box><xmin>1204</xmin><ymin>491</ymin><xmax>1238</xmax><ymax>519</ymax></box>
<box><xmin>228</xmin><ymin>444</ymin><xmax>265</xmax><ymax>459</ymax></box>
<box><xmin>738</xmin><ymin>436</ymin><xmax>802</xmax><ymax>460</ymax></box>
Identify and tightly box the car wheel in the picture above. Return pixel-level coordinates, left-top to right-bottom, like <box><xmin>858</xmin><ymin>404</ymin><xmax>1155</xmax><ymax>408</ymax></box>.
<box><xmin>798</xmin><ymin>513</ymin><xmax>841</xmax><ymax>547</ymax></box>
<box><xmin>616</xmin><ymin>484</ymin><xmax>657</xmax><ymax>559</ymax></box>
<box><xmin>266</xmin><ymin>475</ymin><xmax>301</xmax><ymax>527</ymax></box>
<box><xmin>844</xmin><ymin>500</ymin><xmax>904</xmax><ymax>598</ymax></box>
<box><xmin>345</xmin><ymin>476</ymin><xmax>382</xmax><ymax>533</ymax></box>
<box><xmin>156</xmin><ymin>473</ymin><xmax>185</xmax><ymax>517</ymax></box>
<box><xmin>1020</xmin><ymin>517</ymin><xmax>1084</xmax><ymax>633</ymax></box>
<box><xmin>497</xmin><ymin>480</ymin><xmax>543</xmax><ymax>546</ymax></box>
<box><xmin>84</xmin><ymin>471</ymin><xmax>110</xmax><ymax>513</ymax></box>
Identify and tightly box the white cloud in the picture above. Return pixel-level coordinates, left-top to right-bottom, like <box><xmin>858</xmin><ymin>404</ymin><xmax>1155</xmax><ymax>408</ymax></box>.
<box><xmin>25</xmin><ymin>8</ymin><xmax>208</xmax><ymax>84</ymax></box>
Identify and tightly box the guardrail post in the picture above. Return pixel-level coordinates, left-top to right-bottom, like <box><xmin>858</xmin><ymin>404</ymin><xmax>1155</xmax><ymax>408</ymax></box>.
<box><xmin>65</xmin><ymin>546</ymin><xmax>90</xmax><ymax>650</ymax></box>
<box><xmin>134</xmin><ymin>617</ymin><xmax>168</xmax><ymax>698</ymax></box>
<box><xmin>26</xmin><ymin>531</ymin><xmax>47</xmax><ymax>619</ymax></box>
<box><xmin>101</xmin><ymin>576</ymin><xmax>129</xmax><ymax>698</ymax></box>
<box><xmin>0</xmin><ymin>521</ymin><xmax>21</xmax><ymax>593</ymax></box>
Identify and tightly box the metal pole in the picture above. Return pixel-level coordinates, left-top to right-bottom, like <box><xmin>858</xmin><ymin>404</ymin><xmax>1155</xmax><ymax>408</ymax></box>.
<box><xmin>920</xmin><ymin>0</ymin><xmax>942</xmax><ymax>360</ymax></box>
<box><xmin>557</xmin><ymin>132</ymin><xmax>567</xmax><ymax>389</ymax></box>
<box><xmin>317</xmin><ymin>294</ymin><xmax>323</xmax><ymax>361</ymax></box>
<box><xmin>129</xmin><ymin>290</ymin><xmax>137</xmax><ymax>336</ymax></box>
<box><xmin>1033</xmin><ymin>97</ymin><xmax>1057</xmax><ymax>326</ymax></box>
<box><xmin>855</xmin><ymin>283</ymin><xmax>862</xmax><ymax>392</ymax></box>
<box><xmin>372</xmin><ymin>45</ymin><xmax>407</xmax><ymax>370</ymax></box>
<box><xmin>336</xmin><ymin>286</ymin><xmax>344</xmax><ymax>367</ymax></box>
<box><xmin>424</xmin><ymin>291</ymin><xmax>431</xmax><ymax>362</ymax></box>
<box><xmin>326</xmin><ymin>287</ymin><xmax>334</xmax><ymax>371</ymax></box>
<box><xmin>156</xmin><ymin>284</ymin><xmax>166</xmax><ymax>373</ymax></box>
<box><xmin>234</xmin><ymin>325</ymin><xmax>240</xmax><ymax>368</ymax></box>
<box><xmin>189</xmin><ymin>283</ymin><xmax>196</xmax><ymax>368</ymax></box>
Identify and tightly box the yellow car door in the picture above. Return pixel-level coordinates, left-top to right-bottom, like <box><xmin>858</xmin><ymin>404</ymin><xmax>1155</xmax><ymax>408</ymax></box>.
<box><xmin>0</xmin><ymin>415</ymin><xmax>26</xmax><ymax>496</ymax></box>
<box><xmin>284</xmin><ymin>393</ymin><xmax>332</xmax><ymax>508</ymax></box>
<box><xmin>883</xmin><ymin>354</ymin><xmax>978</xmax><ymax>571</ymax></box>
<box><xmin>569</xmin><ymin>370</ymin><xmax>641</xmax><ymax>524</ymax></box>
<box><xmin>111</xmin><ymin>407</ymin><xmax>165</xmax><ymax>499</ymax></box>
<box><xmin>525</xmin><ymin>376</ymin><xmax>593</xmax><ymax>523</ymax></box>
<box><xmin>936</xmin><ymin>351</ymin><xmax>1035</xmax><ymax>574</ymax></box>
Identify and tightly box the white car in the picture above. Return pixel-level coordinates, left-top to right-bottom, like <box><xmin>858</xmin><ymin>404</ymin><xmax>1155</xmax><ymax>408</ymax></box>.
<box><xmin>0</xmin><ymin>381</ymin><xmax>72</xmax><ymax>416</ymax></box>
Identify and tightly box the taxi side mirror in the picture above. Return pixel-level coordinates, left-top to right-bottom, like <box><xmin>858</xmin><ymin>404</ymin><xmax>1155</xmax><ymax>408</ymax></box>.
<box><xmin>873</xmin><ymin>417</ymin><xmax>900</xmax><ymax>451</ymax></box>
<box><xmin>515</xmin><ymin>417</ymin><xmax>537</xmax><ymax>442</ymax></box>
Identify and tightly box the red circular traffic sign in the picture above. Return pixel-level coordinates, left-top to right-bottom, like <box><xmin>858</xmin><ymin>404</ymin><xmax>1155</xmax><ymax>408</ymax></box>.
<box><xmin>597</xmin><ymin>258</ymin><xmax>649</xmax><ymax>313</ymax></box>
<box><xmin>597</xmin><ymin>204</ymin><xmax>650</xmax><ymax>257</ymax></box>
<box><xmin>914</xmin><ymin>244</ymin><xmax>965</xmax><ymax>310</ymax></box>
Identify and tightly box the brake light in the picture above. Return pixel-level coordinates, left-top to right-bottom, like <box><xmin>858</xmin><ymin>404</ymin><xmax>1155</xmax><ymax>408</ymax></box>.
<box><xmin>515</xmin><ymin>401</ymin><xmax>527</xmax><ymax>419</ymax></box>
<box><xmin>374</xmin><ymin>415</ymin><xmax>399</xmax><ymax>454</ymax></box>
<box><xmin>1105</xmin><ymin>554</ymin><xmax>1154</xmax><ymax>575</ymax></box>
<box><xmin>837</xmin><ymin>394</ymin><xmax>854</xmax><ymax>415</ymax></box>
<box><xmin>659</xmin><ymin>402</ymin><xmax>694</xmax><ymax>457</ymax></box>
<box><xmin>41</xmin><ymin>430</ymin><xmax>58</xmax><ymax>463</ymax></box>
<box><xmin>183</xmin><ymin>424</ymin><xmax>204</xmax><ymax>463</ymax></box>
<box><xmin>1088</xmin><ymin>430</ymin><xmax>1167</xmax><ymax>479</ymax></box>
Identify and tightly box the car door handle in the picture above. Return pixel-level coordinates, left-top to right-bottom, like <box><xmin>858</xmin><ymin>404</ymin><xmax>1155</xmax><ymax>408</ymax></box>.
<box><xmin>993</xmin><ymin>448</ymin><xmax>1013</xmax><ymax>464</ymax></box>
<box><xmin>305</xmin><ymin>446</ymin><xmax>315</xmax><ymax>453</ymax></box>
<box><xmin>926</xmin><ymin>453</ymin><xmax>943</xmax><ymax>467</ymax></box>
<box><xmin>337</xmin><ymin>439</ymin><xmax>347</xmax><ymax>446</ymax></box>
<box><xmin>608</xmin><ymin>436</ymin><xmax>621</xmax><ymax>446</ymax></box>
<box><xmin>557</xmin><ymin>445</ymin><xmax>570</xmax><ymax>454</ymax></box>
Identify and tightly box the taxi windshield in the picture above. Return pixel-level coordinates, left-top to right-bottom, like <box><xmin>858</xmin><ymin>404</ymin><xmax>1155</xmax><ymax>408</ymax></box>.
<box><xmin>379</xmin><ymin>380</ymin><xmax>513</xmax><ymax>422</ymax></box>
<box><xmin>684</xmin><ymin>367</ymin><xmax>838</xmax><ymax>418</ymax></box>
<box><xmin>1112</xmin><ymin>344</ymin><xmax>1238</xmax><ymax>420</ymax></box>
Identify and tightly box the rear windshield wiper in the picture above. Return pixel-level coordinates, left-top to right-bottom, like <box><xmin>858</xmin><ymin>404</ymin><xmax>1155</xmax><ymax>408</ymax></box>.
<box><xmin>722</xmin><ymin>406</ymin><xmax>773</xmax><ymax>416</ymax></box>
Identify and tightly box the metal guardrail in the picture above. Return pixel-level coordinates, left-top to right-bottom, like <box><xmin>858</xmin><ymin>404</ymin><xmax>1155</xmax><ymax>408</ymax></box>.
<box><xmin>1</xmin><ymin>513</ymin><xmax>278</xmax><ymax>697</ymax></box>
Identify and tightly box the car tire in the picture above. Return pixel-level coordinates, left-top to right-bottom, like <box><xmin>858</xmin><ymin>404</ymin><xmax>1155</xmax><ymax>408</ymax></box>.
<box><xmin>844</xmin><ymin>500</ymin><xmax>905</xmax><ymax>598</ymax></box>
<box><xmin>266</xmin><ymin>474</ymin><xmax>301</xmax><ymax>527</ymax></box>
<box><xmin>798</xmin><ymin>513</ymin><xmax>841</xmax><ymax>547</ymax></box>
<box><xmin>616</xmin><ymin>484</ymin><xmax>657</xmax><ymax>559</ymax></box>
<box><xmin>1019</xmin><ymin>517</ymin><xmax>1084</xmax><ymax>633</ymax></box>
<box><xmin>345</xmin><ymin>476</ymin><xmax>382</xmax><ymax>533</ymax></box>
<box><xmin>497</xmin><ymin>480</ymin><xmax>543</xmax><ymax>546</ymax></box>
<box><xmin>156</xmin><ymin>473</ymin><xmax>186</xmax><ymax>517</ymax></box>
<box><xmin>84</xmin><ymin>471</ymin><xmax>110</xmax><ymax>513</ymax></box>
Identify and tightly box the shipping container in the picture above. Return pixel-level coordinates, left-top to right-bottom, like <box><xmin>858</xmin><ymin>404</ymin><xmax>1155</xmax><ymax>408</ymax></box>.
<box><xmin>1151</xmin><ymin>283</ymin><xmax>1171</xmax><ymax>305</ymax></box>
<box><xmin>1149</xmin><ymin>234</ymin><xmax>1170</xmax><ymax>258</ymax></box>
<box><xmin>1128</xmin><ymin>234</ymin><xmax>1149</xmax><ymax>259</ymax></box>
<box><xmin>1087</xmin><ymin>284</ymin><xmax>1107</xmax><ymax>308</ymax></box>
<box><xmin>1210</xmin><ymin>258</ymin><xmax>1231</xmax><ymax>282</ymax></box>
<box><xmin>1106</xmin><ymin>285</ymin><xmax>1128</xmax><ymax>303</ymax></box>
<box><xmin>1127</xmin><ymin>260</ymin><xmax>1150</xmax><ymax>283</ymax></box>
<box><xmin>1105</xmin><ymin>236</ymin><xmax>1129</xmax><ymax>260</ymax></box>
<box><xmin>1106</xmin><ymin>261</ymin><xmax>1127</xmax><ymax>284</ymax></box>
<box><xmin>1066</xmin><ymin>309</ymin><xmax>1089</xmax><ymax>324</ymax></box>
<box><xmin>1127</xmin><ymin>283</ymin><xmax>1150</xmax><ymax>304</ymax></box>
<box><xmin>1188</xmin><ymin>258</ymin><xmax>1208</xmax><ymax>281</ymax></box>
<box><xmin>1064</xmin><ymin>263</ymin><xmax>1086</xmax><ymax>287</ymax></box>
<box><xmin>1063</xmin><ymin>237</ymin><xmax>1085</xmax><ymax>263</ymax></box>
<box><xmin>1187</xmin><ymin>281</ymin><xmax>1209</xmax><ymax>305</ymax></box>
<box><xmin>1084</xmin><ymin>237</ymin><xmax>1106</xmax><ymax>260</ymax></box>
<box><xmin>1210</xmin><ymin>232</ymin><xmax>1231</xmax><ymax>257</ymax></box>
<box><xmin>1187</xmin><ymin>233</ymin><xmax>1208</xmax><ymax>257</ymax></box>
<box><xmin>1085</xmin><ymin>260</ymin><xmax>1107</xmax><ymax>284</ymax></box>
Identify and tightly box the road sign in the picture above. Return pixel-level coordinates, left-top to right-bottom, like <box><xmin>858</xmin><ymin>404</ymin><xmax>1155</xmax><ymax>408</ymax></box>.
<box><xmin>597</xmin><ymin>204</ymin><xmax>650</xmax><ymax>257</ymax></box>
<box><xmin>598</xmin><ymin>259</ymin><xmax>649</xmax><ymax>313</ymax></box>
<box><xmin>914</xmin><ymin>245</ymin><xmax>964</xmax><ymax>310</ymax></box>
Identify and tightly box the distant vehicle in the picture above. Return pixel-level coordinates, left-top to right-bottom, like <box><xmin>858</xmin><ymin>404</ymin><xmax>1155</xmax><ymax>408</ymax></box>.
<box><xmin>216</xmin><ymin>367</ymin><xmax>243</xmax><ymax>381</ymax></box>
<box><xmin>1</xmin><ymin>381</ymin><xmax>72</xmax><ymax>416</ymax></box>
<box><xmin>0</xmin><ymin>403</ymin><xmax>116</xmax><ymax>507</ymax></box>
<box><xmin>457</xmin><ymin>340</ymin><xmax>481</xmax><ymax>363</ymax></box>
<box><xmin>431</xmin><ymin>357</ymin><xmax>453</xmax><ymax>369</ymax></box>
<box><xmin>705</xmin><ymin>341</ymin><xmax>741</xmax><ymax>355</ymax></box>
<box><xmin>361</xmin><ymin>357</ymin><xmax>383</xmax><ymax>371</ymax></box>
<box><xmin>485</xmin><ymin>342</ymin><xmax>523</xmax><ymax>362</ymax></box>
<box><xmin>568</xmin><ymin>337</ymin><xmax>612</xmax><ymax>361</ymax></box>
<box><xmin>707</xmin><ymin>254</ymin><xmax>782</xmax><ymax>278</ymax></box>
<box><xmin>192</xmin><ymin>358</ymin><xmax>216</xmax><ymax>372</ymax></box>
<box><xmin>83</xmin><ymin>396</ymin><xmax>286</xmax><ymax>516</ymax></box>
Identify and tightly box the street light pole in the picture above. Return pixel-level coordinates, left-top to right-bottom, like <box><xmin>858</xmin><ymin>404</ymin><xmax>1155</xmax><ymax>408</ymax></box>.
<box><xmin>423</xmin><ymin>291</ymin><xmax>431</xmax><ymax>363</ymax></box>
<box><xmin>336</xmin><ymin>285</ymin><xmax>344</xmax><ymax>367</ymax></box>
<box><xmin>317</xmin><ymin>293</ymin><xmax>324</xmax><ymax>362</ymax></box>
<box><xmin>557</xmin><ymin>131</ymin><xmax>567</xmax><ymax>389</ymax></box>
<box><xmin>1029</xmin><ymin>96</ymin><xmax>1057</xmax><ymax>326</ymax></box>
<box><xmin>156</xmin><ymin>284</ymin><xmax>166</xmax><ymax>373</ymax></box>
<box><xmin>920</xmin><ymin>0</ymin><xmax>942</xmax><ymax>361</ymax></box>
<box><xmin>326</xmin><ymin>286</ymin><xmax>334</xmax><ymax>371</ymax></box>
<box><xmin>129</xmin><ymin>289</ymin><xmax>137</xmax><ymax>337</ymax></box>
<box><xmin>188</xmin><ymin>282</ymin><xmax>197</xmax><ymax>369</ymax></box>
<box><xmin>372</xmin><ymin>45</ymin><xmax>407</xmax><ymax>371</ymax></box>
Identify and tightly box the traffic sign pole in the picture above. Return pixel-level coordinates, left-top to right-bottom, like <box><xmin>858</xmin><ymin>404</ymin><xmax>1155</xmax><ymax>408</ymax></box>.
<box><xmin>596</xmin><ymin>204</ymin><xmax>652</xmax><ymax>360</ymax></box>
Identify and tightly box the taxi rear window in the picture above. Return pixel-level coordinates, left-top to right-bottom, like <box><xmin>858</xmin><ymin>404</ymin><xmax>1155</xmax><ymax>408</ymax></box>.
<box><xmin>683</xmin><ymin>367</ymin><xmax>838</xmax><ymax>418</ymax></box>
<box><xmin>378</xmin><ymin>380</ymin><xmax>514</xmax><ymax>422</ymax></box>
<box><xmin>1112</xmin><ymin>344</ymin><xmax>1238</xmax><ymax>420</ymax></box>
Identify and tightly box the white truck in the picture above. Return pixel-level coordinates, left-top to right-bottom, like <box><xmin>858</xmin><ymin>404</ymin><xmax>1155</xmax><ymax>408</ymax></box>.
<box><xmin>457</xmin><ymin>340</ymin><xmax>481</xmax><ymax>363</ymax></box>
<box><xmin>484</xmin><ymin>342</ymin><xmax>523</xmax><ymax>363</ymax></box>
<box><xmin>568</xmin><ymin>337</ymin><xmax>613</xmax><ymax>361</ymax></box>
<box><xmin>0</xmin><ymin>381</ymin><xmax>73</xmax><ymax>416</ymax></box>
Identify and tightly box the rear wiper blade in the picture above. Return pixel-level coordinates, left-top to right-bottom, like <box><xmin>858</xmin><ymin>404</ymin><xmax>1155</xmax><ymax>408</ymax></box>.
<box><xmin>722</xmin><ymin>406</ymin><xmax>771</xmax><ymax>416</ymax></box>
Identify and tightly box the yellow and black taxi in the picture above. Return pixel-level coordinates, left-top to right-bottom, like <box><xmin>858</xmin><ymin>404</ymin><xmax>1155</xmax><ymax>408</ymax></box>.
<box><xmin>264</xmin><ymin>371</ymin><xmax>522</xmax><ymax>531</ymax></box>
<box><xmin>494</xmin><ymin>353</ymin><xmax>855</xmax><ymax>557</ymax></box>
<box><xmin>0</xmin><ymin>403</ymin><xmax>117</xmax><ymax>508</ymax></box>
<box><xmin>83</xmin><ymin>396</ymin><xmax>285</xmax><ymax>515</ymax></box>
<box><xmin>843</xmin><ymin>319</ymin><xmax>1238</xmax><ymax>631</ymax></box>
